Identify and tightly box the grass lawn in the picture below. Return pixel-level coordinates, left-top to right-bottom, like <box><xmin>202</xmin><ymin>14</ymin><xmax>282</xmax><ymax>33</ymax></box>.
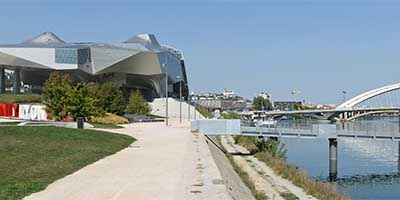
<box><xmin>0</xmin><ymin>94</ymin><xmax>42</xmax><ymax>104</ymax></box>
<box><xmin>0</xmin><ymin>126</ymin><xmax>135</xmax><ymax>200</ymax></box>
<box><xmin>0</xmin><ymin>122</ymin><xmax>21</xmax><ymax>126</ymax></box>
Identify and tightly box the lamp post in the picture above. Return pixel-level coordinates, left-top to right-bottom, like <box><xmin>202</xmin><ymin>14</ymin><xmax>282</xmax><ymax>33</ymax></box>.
<box><xmin>342</xmin><ymin>91</ymin><xmax>347</xmax><ymax>103</ymax></box>
<box><xmin>188</xmin><ymin>88</ymin><xmax>191</xmax><ymax>121</ymax></box>
<box><xmin>194</xmin><ymin>103</ymin><xmax>197</xmax><ymax>120</ymax></box>
<box><xmin>163</xmin><ymin>57</ymin><xmax>169</xmax><ymax>126</ymax></box>
<box><xmin>177</xmin><ymin>75</ymin><xmax>182</xmax><ymax>123</ymax></box>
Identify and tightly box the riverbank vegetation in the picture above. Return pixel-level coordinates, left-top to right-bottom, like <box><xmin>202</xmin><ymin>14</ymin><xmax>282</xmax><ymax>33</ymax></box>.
<box><xmin>217</xmin><ymin>136</ymin><xmax>268</xmax><ymax>200</ymax></box>
<box><xmin>221</xmin><ymin>112</ymin><xmax>240</xmax><ymax>119</ymax></box>
<box><xmin>0</xmin><ymin>126</ymin><xmax>134</xmax><ymax>200</ymax></box>
<box><xmin>195</xmin><ymin>106</ymin><xmax>213</xmax><ymax>118</ymax></box>
<box><xmin>234</xmin><ymin>136</ymin><xmax>348</xmax><ymax>200</ymax></box>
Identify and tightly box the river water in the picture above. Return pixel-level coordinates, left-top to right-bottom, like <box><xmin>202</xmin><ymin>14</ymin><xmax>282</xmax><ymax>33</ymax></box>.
<box><xmin>281</xmin><ymin>118</ymin><xmax>400</xmax><ymax>200</ymax></box>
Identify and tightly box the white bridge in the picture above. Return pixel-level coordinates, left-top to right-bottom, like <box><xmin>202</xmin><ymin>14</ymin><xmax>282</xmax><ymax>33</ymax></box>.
<box><xmin>239</xmin><ymin>82</ymin><xmax>400</xmax><ymax>122</ymax></box>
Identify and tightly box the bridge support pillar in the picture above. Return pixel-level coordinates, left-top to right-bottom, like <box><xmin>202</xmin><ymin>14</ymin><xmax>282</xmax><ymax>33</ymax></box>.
<box><xmin>0</xmin><ymin>67</ymin><xmax>5</xmax><ymax>94</ymax></box>
<box><xmin>343</xmin><ymin>112</ymin><xmax>348</xmax><ymax>121</ymax></box>
<box><xmin>329</xmin><ymin>138</ymin><xmax>338</xmax><ymax>181</ymax></box>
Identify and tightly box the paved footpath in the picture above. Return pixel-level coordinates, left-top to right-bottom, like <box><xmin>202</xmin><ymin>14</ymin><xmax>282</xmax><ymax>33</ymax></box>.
<box><xmin>24</xmin><ymin>119</ymin><xmax>231</xmax><ymax>200</ymax></box>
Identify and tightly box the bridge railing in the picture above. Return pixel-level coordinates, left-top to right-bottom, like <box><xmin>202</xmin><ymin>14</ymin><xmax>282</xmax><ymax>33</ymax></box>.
<box><xmin>191</xmin><ymin>119</ymin><xmax>241</xmax><ymax>135</ymax></box>
<box><xmin>191</xmin><ymin>119</ymin><xmax>400</xmax><ymax>140</ymax></box>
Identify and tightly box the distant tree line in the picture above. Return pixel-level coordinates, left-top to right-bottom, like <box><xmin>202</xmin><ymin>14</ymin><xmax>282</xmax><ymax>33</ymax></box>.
<box><xmin>252</xmin><ymin>96</ymin><xmax>273</xmax><ymax>111</ymax></box>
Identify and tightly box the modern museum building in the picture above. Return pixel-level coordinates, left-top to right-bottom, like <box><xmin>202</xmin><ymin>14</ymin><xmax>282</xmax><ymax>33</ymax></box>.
<box><xmin>0</xmin><ymin>32</ymin><xmax>189</xmax><ymax>100</ymax></box>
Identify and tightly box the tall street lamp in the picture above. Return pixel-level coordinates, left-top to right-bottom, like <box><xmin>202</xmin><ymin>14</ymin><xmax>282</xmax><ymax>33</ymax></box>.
<box><xmin>188</xmin><ymin>86</ymin><xmax>191</xmax><ymax>121</ymax></box>
<box><xmin>163</xmin><ymin>57</ymin><xmax>169</xmax><ymax>126</ymax></box>
<box><xmin>177</xmin><ymin>75</ymin><xmax>182</xmax><ymax>123</ymax></box>
<box><xmin>194</xmin><ymin>89</ymin><xmax>197</xmax><ymax>120</ymax></box>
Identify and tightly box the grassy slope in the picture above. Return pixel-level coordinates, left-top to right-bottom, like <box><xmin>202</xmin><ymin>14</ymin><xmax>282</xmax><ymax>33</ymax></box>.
<box><xmin>0</xmin><ymin>126</ymin><xmax>135</xmax><ymax>200</ymax></box>
<box><xmin>234</xmin><ymin>136</ymin><xmax>347</xmax><ymax>200</ymax></box>
<box><xmin>216</xmin><ymin>136</ymin><xmax>267</xmax><ymax>200</ymax></box>
<box><xmin>0</xmin><ymin>94</ymin><xmax>42</xmax><ymax>104</ymax></box>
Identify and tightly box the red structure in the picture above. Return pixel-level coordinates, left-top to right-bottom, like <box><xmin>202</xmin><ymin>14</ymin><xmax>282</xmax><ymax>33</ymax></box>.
<box><xmin>0</xmin><ymin>104</ymin><xmax>19</xmax><ymax>117</ymax></box>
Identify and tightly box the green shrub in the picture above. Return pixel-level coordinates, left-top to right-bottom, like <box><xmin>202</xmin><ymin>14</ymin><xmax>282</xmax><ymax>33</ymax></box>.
<box><xmin>88</xmin><ymin>81</ymin><xmax>126</xmax><ymax>115</ymax></box>
<box><xmin>42</xmin><ymin>72</ymin><xmax>73</xmax><ymax>121</ymax></box>
<box><xmin>67</xmin><ymin>83</ymin><xmax>100</xmax><ymax>121</ymax></box>
<box><xmin>42</xmin><ymin>72</ymin><xmax>101</xmax><ymax>121</ymax></box>
<box><xmin>90</xmin><ymin>113</ymin><xmax>129</xmax><ymax>124</ymax></box>
<box><xmin>126</xmin><ymin>90</ymin><xmax>151</xmax><ymax>115</ymax></box>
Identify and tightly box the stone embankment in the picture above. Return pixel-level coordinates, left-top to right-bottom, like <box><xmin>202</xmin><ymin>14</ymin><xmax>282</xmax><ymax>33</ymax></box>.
<box><xmin>219</xmin><ymin>135</ymin><xmax>318</xmax><ymax>200</ymax></box>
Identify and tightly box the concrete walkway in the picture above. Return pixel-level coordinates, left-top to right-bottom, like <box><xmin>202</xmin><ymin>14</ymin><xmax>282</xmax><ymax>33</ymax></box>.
<box><xmin>24</xmin><ymin>119</ymin><xmax>231</xmax><ymax>200</ymax></box>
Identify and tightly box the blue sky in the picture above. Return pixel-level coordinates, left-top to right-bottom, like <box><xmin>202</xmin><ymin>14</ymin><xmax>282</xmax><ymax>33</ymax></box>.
<box><xmin>1</xmin><ymin>0</ymin><xmax>400</xmax><ymax>104</ymax></box>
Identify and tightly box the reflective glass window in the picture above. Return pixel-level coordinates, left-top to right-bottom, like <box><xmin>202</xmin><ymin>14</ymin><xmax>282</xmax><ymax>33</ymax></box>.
<box><xmin>55</xmin><ymin>48</ymin><xmax>78</xmax><ymax>64</ymax></box>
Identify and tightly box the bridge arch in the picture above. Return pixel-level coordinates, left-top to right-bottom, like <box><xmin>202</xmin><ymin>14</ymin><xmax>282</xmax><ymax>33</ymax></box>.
<box><xmin>337</xmin><ymin>83</ymin><xmax>400</xmax><ymax>109</ymax></box>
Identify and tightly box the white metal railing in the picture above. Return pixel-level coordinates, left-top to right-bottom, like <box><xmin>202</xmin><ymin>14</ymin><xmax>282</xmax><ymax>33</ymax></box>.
<box><xmin>191</xmin><ymin>119</ymin><xmax>400</xmax><ymax>140</ymax></box>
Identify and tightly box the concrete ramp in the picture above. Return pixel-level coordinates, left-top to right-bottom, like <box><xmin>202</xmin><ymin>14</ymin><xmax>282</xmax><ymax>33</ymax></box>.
<box><xmin>150</xmin><ymin>98</ymin><xmax>206</xmax><ymax>119</ymax></box>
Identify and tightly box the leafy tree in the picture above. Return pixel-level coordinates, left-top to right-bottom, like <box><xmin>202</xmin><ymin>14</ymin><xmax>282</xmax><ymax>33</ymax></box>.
<box><xmin>125</xmin><ymin>90</ymin><xmax>151</xmax><ymax>115</ymax></box>
<box><xmin>252</xmin><ymin>96</ymin><xmax>272</xmax><ymax>111</ymax></box>
<box><xmin>42</xmin><ymin>72</ymin><xmax>72</xmax><ymax>121</ymax></box>
<box><xmin>67</xmin><ymin>83</ymin><xmax>100</xmax><ymax>120</ymax></box>
<box><xmin>88</xmin><ymin>82</ymin><xmax>125</xmax><ymax>115</ymax></box>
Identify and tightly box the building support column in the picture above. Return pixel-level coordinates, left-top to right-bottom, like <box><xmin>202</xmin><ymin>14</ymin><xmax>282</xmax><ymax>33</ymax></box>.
<box><xmin>0</xmin><ymin>67</ymin><xmax>5</xmax><ymax>94</ymax></box>
<box><xmin>329</xmin><ymin>138</ymin><xmax>338</xmax><ymax>181</ymax></box>
<box><xmin>13</xmin><ymin>68</ymin><xmax>21</xmax><ymax>94</ymax></box>
<box><xmin>398</xmin><ymin>141</ymin><xmax>400</xmax><ymax>172</ymax></box>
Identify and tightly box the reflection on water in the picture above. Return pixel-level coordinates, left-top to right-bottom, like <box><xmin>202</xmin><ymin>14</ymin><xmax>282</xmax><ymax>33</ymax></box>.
<box><xmin>281</xmin><ymin>117</ymin><xmax>400</xmax><ymax>200</ymax></box>
<box><xmin>337</xmin><ymin>173</ymin><xmax>400</xmax><ymax>187</ymax></box>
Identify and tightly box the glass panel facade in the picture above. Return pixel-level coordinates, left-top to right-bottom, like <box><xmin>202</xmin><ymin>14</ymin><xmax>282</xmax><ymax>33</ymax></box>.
<box><xmin>55</xmin><ymin>48</ymin><xmax>77</xmax><ymax>64</ymax></box>
<box><xmin>158</xmin><ymin>52</ymin><xmax>182</xmax><ymax>82</ymax></box>
<box><xmin>55</xmin><ymin>47</ymin><xmax>91</xmax><ymax>65</ymax></box>
<box><xmin>78</xmin><ymin>48</ymin><xmax>91</xmax><ymax>64</ymax></box>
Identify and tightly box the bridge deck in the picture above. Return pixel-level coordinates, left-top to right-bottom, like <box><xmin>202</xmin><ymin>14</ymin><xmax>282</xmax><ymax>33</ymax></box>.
<box><xmin>239</xmin><ymin>125</ymin><xmax>400</xmax><ymax>141</ymax></box>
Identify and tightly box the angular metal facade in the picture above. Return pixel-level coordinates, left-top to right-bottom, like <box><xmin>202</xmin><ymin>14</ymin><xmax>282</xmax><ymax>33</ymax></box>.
<box><xmin>0</xmin><ymin>32</ymin><xmax>189</xmax><ymax>99</ymax></box>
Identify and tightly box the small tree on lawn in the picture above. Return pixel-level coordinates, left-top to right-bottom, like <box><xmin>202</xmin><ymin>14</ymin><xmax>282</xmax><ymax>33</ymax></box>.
<box><xmin>42</xmin><ymin>72</ymin><xmax>72</xmax><ymax>121</ymax></box>
<box><xmin>67</xmin><ymin>83</ymin><xmax>100</xmax><ymax>121</ymax></box>
<box><xmin>126</xmin><ymin>90</ymin><xmax>151</xmax><ymax>115</ymax></box>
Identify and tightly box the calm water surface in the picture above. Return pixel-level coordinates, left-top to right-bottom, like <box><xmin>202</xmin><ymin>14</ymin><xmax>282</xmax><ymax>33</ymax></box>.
<box><xmin>281</xmin><ymin>118</ymin><xmax>400</xmax><ymax>200</ymax></box>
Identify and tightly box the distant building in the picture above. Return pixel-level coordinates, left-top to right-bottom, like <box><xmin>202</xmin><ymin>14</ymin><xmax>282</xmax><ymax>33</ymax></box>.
<box><xmin>190</xmin><ymin>89</ymin><xmax>247</xmax><ymax>111</ymax></box>
<box><xmin>273</xmin><ymin>101</ymin><xmax>302</xmax><ymax>111</ymax></box>
<box><xmin>222</xmin><ymin>89</ymin><xmax>236</xmax><ymax>99</ymax></box>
